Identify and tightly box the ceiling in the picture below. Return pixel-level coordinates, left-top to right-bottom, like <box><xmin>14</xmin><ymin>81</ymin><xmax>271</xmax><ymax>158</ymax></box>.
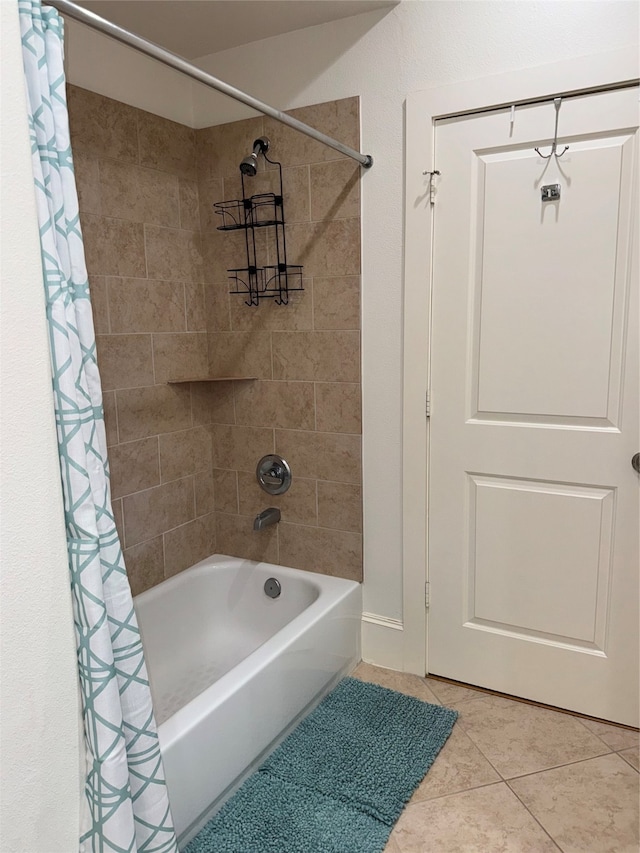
<box><xmin>77</xmin><ymin>0</ymin><xmax>398</xmax><ymax>59</ymax></box>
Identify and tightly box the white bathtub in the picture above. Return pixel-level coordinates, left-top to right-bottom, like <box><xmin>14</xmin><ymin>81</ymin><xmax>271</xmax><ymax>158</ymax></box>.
<box><xmin>134</xmin><ymin>554</ymin><xmax>362</xmax><ymax>845</ymax></box>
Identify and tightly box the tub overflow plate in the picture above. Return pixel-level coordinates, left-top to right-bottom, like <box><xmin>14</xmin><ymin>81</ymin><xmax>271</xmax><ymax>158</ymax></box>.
<box><xmin>264</xmin><ymin>577</ymin><xmax>281</xmax><ymax>599</ymax></box>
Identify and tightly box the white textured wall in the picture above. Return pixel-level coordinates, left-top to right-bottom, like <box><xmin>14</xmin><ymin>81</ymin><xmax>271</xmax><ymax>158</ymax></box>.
<box><xmin>65</xmin><ymin>1</ymin><xmax>639</xmax><ymax>624</ymax></box>
<box><xmin>0</xmin><ymin>2</ymin><xmax>80</xmax><ymax>849</ymax></box>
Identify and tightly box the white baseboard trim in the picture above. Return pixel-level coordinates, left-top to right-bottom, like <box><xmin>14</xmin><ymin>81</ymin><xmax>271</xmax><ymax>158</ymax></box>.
<box><xmin>361</xmin><ymin>612</ymin><xmax>404</xmax><ymax>671</ymax></box>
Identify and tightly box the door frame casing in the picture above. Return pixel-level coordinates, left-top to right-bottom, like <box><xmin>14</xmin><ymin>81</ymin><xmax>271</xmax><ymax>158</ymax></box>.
<box><xmin>402</xmin><ymin>46</ymin><xmax>639</xmax><ymax>677</ymax></box>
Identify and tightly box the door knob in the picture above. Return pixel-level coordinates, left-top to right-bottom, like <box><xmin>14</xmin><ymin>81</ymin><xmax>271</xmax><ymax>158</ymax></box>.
<box><xmin>632</xmin><ymin>453</ymin><xmax>640</xmax><ymax>474</ymax></box>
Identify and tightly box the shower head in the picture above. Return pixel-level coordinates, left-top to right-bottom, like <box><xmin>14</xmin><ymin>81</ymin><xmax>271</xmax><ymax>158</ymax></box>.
<box><xmin>239</xmin><ymin>153</ymin><xmax>258</xmax><ymax>177</ymax></box>
<box><xmin>239</xmin><ymin>137</ymin><xmax>270</xmax><ymax>176</ymax></box>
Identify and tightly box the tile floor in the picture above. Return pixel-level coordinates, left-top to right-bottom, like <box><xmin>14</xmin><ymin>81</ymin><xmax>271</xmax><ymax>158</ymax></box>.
<box><xmin>351</xmin><ymin>663</ymin><xmax>640</xmax><ymax>853</ymax></box>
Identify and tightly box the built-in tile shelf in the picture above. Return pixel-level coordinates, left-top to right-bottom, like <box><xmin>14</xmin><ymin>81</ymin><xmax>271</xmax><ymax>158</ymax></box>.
<box><xmin>166</xmin><ymin>377</ymin><xmax>257</xmax><ymax>384</ymax></box>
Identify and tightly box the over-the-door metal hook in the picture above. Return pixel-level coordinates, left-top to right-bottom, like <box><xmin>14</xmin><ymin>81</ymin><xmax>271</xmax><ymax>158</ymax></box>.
<box><xmin>534</xmin><ymin>98</ymin><xmax>569</xmax><ymax>160</ymax></box>
<box><xmin>423</xmin><ymin>169</ymin><xmax>441</xmax><ymax>204</ymax></box>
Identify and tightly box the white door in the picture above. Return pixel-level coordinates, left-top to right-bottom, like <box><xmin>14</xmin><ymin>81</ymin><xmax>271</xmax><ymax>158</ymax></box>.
<box><xmin>428</xmin><ymin>87</ymin><xmax>639</xmax><ymax>726</ymax></box>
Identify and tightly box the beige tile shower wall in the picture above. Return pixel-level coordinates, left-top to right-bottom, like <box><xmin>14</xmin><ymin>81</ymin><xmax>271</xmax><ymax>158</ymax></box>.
<box><xmin>197</xmin><ymin>98</ymin><xmax>363</xmax><ymax>582</ymax></box>
<box><xmin>68</xmin><ymin>85</ymin><xmax>217</xmax><ymax>595</ymax></box>
<box><xmin>70</xmin><ymin>87</ymin><xmax>362</xmax><ymax>589</ymax></box>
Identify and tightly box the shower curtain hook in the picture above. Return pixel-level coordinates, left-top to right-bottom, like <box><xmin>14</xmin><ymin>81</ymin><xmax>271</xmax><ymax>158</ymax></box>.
<box><xmin>534</xmin><ymin>98</ymin><xmax>569</xmax><ymax>160</ymax></box>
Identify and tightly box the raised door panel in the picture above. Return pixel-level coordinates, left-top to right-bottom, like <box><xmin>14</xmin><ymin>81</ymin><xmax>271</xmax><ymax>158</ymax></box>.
<box><xmin>470</xmin><ymin>135</ymin><xmax>635</xmax><ymax>428</ymax></box>
<box><xmin>467</xmin><ymin>475</ymin><xmax>613</xmax><ymax>649</ymax></box>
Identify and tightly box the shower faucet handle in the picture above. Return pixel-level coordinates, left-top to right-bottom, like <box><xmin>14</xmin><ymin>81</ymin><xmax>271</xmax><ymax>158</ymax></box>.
<box><xmin>256</xmin><ymin>454</ymin><xmax>292</xmax><ymax>496</ymax></box>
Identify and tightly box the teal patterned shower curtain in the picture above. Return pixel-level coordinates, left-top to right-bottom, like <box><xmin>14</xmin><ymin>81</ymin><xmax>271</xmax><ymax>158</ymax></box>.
<box><xmin>18</xmin><ymin>2</ymin><xmax>178</xmax><ymax>850</ymax></box>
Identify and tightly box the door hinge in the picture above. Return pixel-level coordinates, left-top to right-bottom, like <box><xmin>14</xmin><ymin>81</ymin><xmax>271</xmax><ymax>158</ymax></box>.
<box><xmin>425</xmin><ymin>582</ymin><xmax>430</xmax><ymax>609</ymax></box>
<box><xmin>425</xmin><ymin>389</ymin><xmax>431</xmax><ymax>418</ymax></box>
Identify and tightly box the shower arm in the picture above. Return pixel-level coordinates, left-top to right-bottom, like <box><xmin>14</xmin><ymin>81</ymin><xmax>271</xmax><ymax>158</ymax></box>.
<box><xmin>47</xmin><ymin>0</ymin><xmax>373</xmax><ymax>169</ymax></box>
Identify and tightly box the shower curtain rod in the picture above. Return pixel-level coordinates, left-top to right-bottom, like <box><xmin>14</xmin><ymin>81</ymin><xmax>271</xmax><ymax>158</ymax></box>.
<box><xmin>48</xmin><ymin>0</ymin><xmax>373</xmax><ymax>169</ymax></box>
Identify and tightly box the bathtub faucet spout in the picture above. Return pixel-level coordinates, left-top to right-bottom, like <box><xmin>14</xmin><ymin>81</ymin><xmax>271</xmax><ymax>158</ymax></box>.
<box><xmin>253</xmin><ymin>507</ymin><xmax>281</xmax><ymax>531</ymax></box>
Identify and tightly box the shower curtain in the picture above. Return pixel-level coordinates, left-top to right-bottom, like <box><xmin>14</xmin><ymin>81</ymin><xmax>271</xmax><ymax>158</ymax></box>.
<box><xmin>19</xmin><ymin>2</ymin><xmax>178</xmax><ymax>850</ymax></box>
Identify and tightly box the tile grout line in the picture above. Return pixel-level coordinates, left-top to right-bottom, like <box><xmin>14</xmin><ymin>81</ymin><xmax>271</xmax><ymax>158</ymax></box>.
<box><xmin>103</xmin><ymin>273</ymin><xmax>112</xmax><ymax>335</ymax></box>
<box><xmin>160</xmin><ymin>524</ymin><xmax>167</xmax><ymax>580</ymax></box>
<box><xmin>617</xmin><ymin>750</ymin><xmax>640</xmax><ymax>772</ymax></box>
<box><xmin>392</xmin><ymin>675</ymin><xmax>566</xmax><ymax>852</ymax></box>
<box><xmin>505</xmin><ymin>750</ymin><xmax>625</xmax><ymax>784</ymax></box>
<box><xmin>573</xmin><ymin>715</ymin><xmax>636</xmax><ymax>752</ymax></box>
<box><xmin>313</xmin><ymin>381</ymin><xmax>318</xmax><ymax>432</ymax></box>
<box><xmin>403</xmin><ymin>779</ymin><xmax>504</xmax><ymax>810</ymax></box>
<box><xmin>504</xmin><ymin>780</ymin><xmax>565</xmax><ymax>852</ymax></box>
<box><xmin>449</xmin><ymin>719</ymin><xmax>508</xmax><ymax>784</ymax></box>
<box><xmin>575</xmin><ymin>708</ymin><xmax>640</xmax><ymax>738</ymax></box>
<box><xmin>125</xmin><ymin>486</ymin><xmax>201</xmax><ymax>552</ymax></box>
<box><xmin>111</xmin><ymin>388</ymin><xmax>121</xmax><ymax>449</ymax></box>
<box><xmin>427</xmin><ymin>686</ymin><xmax>619</xmax><ymax>780</ymax></box>
<box><xmin>104</xmin><ymin>330</ymin><xmax>208</xmax><ymax>337</ymax></box>
<box><xmin>207</xmin><ymin>511</ymin><xmax>361</xmax><ymax>537</ymax></box>
<box><xmin>231</xmin><ymin>378</ymin><xmax>238</xmax><ymax>425</ymax></box>
<box><xmin>149</xmin><ymin>331</ymin><xmax>158</xmax><ymax>386</ymax></box>
<box><xmin>423</xmin><ymin>677</ymin><xmax>637</xmax><ymax>845</ymax></box>
<box><xmin>154</xmin><ymin>435</ymin><xmax>162</xmax><ymax>493</ymax></box>
<box><xmin>269</xmin><ymin>329</ymin><xmax>274</xmax><ymax>382</ymax></box>
<box><xmin>95</xmin><ymin>156</ymin><xmax>104</xmax><ymax>222</ymax></box>
<box><xmin>182</xmin><ymin>281</ymin><xmax>188</xmax><ymax>332</ymax></box>
<box><xmin>401</xmin><ymin>778</ymin><xmax>559</xmax><ymax>853</ymax></box>
<box><xmin>118</xmin><ymin>489</ymin><xmax>127</xmax><ymax>550</ymax></box>
<box><xmin>421</xmin><ymin>683</ymin><xmax>527</xmax><ymax>782</ymax></box>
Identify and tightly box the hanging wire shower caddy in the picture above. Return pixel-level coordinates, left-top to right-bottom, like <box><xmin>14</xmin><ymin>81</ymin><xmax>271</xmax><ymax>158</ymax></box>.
<box><xmin>214</xmin><ymin>146</ymin><xmax>303</xmax><ymax>306</ymax></box>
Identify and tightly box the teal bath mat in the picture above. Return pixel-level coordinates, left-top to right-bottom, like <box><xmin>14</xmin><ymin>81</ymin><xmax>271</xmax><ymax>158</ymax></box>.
<box><xmin>185</xmin><ymin>676</ymin><xmax>457</xmax><ymax>853</ymax></box>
